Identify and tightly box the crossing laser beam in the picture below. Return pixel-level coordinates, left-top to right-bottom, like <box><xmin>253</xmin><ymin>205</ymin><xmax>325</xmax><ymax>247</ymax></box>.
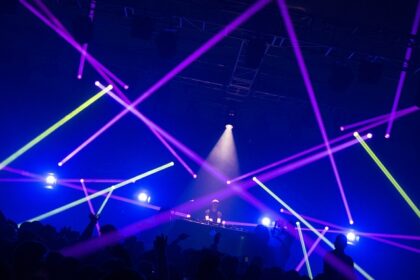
<box><xmin>354</xmin><ymin>132</ymin><xmax>420</xmax><ymax>218</ymax></box>
<box><xmin>253</xmin><ymin>176</ymin><xmax>374</xmax><ymax>280</ymax></box>
<box><xmin>296</xmin><ymin>221</ymin><xmax>313</xmax><ymax>279</ymax></box>
<box><xmin>20</xmin><ymin>162</ymin><xmax>174</xmax><ymax>224</ymax></box>
<box><xmin>0</xmin><ymin>85</ymin><xmax>112</xmax><ymax>170</ymax></box>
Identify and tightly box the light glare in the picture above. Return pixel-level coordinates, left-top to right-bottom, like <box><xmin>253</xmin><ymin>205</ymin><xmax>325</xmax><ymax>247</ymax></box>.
<box><xmin>261</xmin><ymin>217</ymin><xmax>271</xmax><ymax>227</ymax></box>
<box><xmin>347</xmin><ymin>231</ymin><xmax>356</xmax><ymax>242</ymax></box>
<box><xmin>138</xmin><ymin>192</ymin><xmax>149</xmax><ymax>202</ymax></box>
<box><xmin>45</xmin><ymin>173</ymin><xmax>57</xmax><ymax>185</ymax></box>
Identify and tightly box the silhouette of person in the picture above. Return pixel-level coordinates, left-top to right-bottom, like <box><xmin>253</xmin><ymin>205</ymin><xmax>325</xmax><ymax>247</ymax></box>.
<box><xmin>204</xmin><ymin>199</ymin><xmax>222</xmax><ymax>223</ymax></box>
<box><xmin>323</xmin><ymin>234</ymin><xmax>356</xmax><ymax>280</ymax></box>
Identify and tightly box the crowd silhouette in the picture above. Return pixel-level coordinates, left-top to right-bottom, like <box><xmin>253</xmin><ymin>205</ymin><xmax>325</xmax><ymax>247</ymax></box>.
<box><xmin>0</xmin><ymin>210</ymin><xmax>356</xmax><ymax>280</ymax></box>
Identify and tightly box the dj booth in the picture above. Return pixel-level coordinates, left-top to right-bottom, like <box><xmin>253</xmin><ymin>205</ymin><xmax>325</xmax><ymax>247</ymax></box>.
<box><xmin>143</xmin><ymin>217</ymin><xmax>293</xmax><ymax>268</ymax></box>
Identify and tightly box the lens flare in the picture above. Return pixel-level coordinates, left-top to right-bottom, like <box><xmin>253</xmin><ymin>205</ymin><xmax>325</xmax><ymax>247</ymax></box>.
<box><xmin>137</xmin><ymin>192</ymin><xmax>149</xmax><ymax>203</ymax></box>
<box><xmin>45</xmin><ymin>173</ymin><xmax>57</xmax><ymax>185</ymax></box>
<box><xmin>261</xmin><ymin>217</ymin><xmax>271</xmax><ymax>227</ymax></box>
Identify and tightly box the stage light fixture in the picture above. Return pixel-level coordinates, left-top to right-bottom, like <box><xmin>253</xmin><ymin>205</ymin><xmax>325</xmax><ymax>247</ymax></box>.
<box><xmin>137</xmin><ymin>192</ymin><xmax>151</xmax><ymax>203</ymax></box>
<box><xmin>384</xmin><ymin>133</ymin><xmax>390</xmax><ymax>139</ymax></box>
<box><xmin>22</xmin><ymin>162</ymin><xmax>173</xmax><ymax>224</ymax></box>
<box><xmin>225</xmin><ymin>124</ymin><xmax>233</xmax><ymax>129</ymax></box>
<box><xmin>346</xmin><ymin>230</ymin><xmax>359</xmax><ymax>245</ymax></box>
<box><xmin>366</xmin><ymin>133</ymin><xmax>373</xmax><ymax>139</ymax></box>
<box><xmin>45</xmin><ymin>173</ymin><xmax>57</xmax><ymax>185</ymax></box>
<box><xmin>261</xmin><ymin>216</ymin><xmax>271</xmax><ymax>227</ymax></box>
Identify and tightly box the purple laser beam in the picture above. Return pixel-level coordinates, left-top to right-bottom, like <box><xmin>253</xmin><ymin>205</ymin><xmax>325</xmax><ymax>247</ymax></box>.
<box><xmin>97</xmin><ymin>83</ymin><xmax>278</xmax><ymax>216</ymax></box>
<box><xmin>22</xmin><ymin>0</ymin><xmax>129</xmax><ymax>90</ymax></box>
<box><xmin>60</xmin><ymin>136</ymin><xmax>363</xmax><ymax>257</ymax></box>
<box><xmin>33</xmin><ymin>0</ymin><xmax>128</xmax><ymax>89</ymax></box>
<box><xmin>278</xmin><ymin>0</ymin><xmax>364</xmax><ymax>224</ymax></box>
<box><xmin>80</xmin><ymin>179</ymin><xmax>101</xmax><ymax>235</ymax></box>
<box><xmin>230</xmin><ymin>105</ymin><xmax>418</xmax><ymax>184</ymax></box>
<box><xmin>282</xmin><ymin>210</ymin><xmax>420</xmax><ymax>254</ymax></box>
<box><xmin>297</xmin><ymin>227</ymin><xmax>420</xmax><ymax>254</ymax></box>
<box><xmin>2</xmin><ymin>166</ymin><xmax>161</xmax><ymax>211</ymax></box>
<box><xmin>385</xmin><ymin>0</ymin><xmax>420</xmax><ymax>137</ymax></box>
<box><xmin>57</xmin><ymin>0</ymin><xmax>270</xmax><ymax>165</ymax></box>
<box><xmin>77</xmin><ymin>43</ymin><xmax>89</xmax><ymax>79</ymax></box>
<box><xmin>296</xmin><ymin>227</ymin><xmax>328</xmax><ymax>271</ymax></box>
<box><xmin>32</xmin><ymin>0</ymin><xmax>130</xmax><ymax>98</ymax></box>
<box><xmin>340</xmin><ymin>113</ymin><xmax>390</xmax><ymax>132</ymax></box>
<box><xmin>95</xmin><ymin>82</ymin><xmax>196</xmax><ymax>177</ymax></box>
<box><xmin>257</xmin><ymin>135</ymin><xmax>370</xmax><ymax>184</ymax></box>
<box><xmin>76</xmin><ymin>0</ymin><xmax>97</xmax><ymax>79</ymax></box>
<box><xmin>77</xmin><ymin>0</ymin><xmax>96</xmax><ymax>79</ymax></box>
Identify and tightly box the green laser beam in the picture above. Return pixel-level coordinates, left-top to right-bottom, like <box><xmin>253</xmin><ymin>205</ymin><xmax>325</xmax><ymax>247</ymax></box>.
<box><xmin>354</xmin><ymin>132</ymin><xmax>420</xmax><ymax>219</ymax></box>
<box><xmin>0</xmin><ymin>85</ymin><xmax>113</xmax><ymax>170</ymax></box>
<box><xmin>97</xmin><ymin>189</ymin><xmax>114</xmax><ymax>216</ymax></box>
<box><xmin>253</xmin><ymin>177</ymin><xmax>374</xmax><ymax>280</ymax></box>
<box><xmin>296</xmin><ymin>221</ymin><xmax>313</xmax><ymax>279</ymax></box>
<box><xmin>21</xmin><ymin>162</ymin><xmax>174</xmax><ymax>224</ymax></box>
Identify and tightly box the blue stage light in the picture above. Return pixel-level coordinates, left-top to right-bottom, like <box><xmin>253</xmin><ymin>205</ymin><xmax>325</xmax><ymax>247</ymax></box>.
<box><xmin>346</xmin><ymin>230</ymin><xmax>359</xmax><ymax>245</ymax></box>
<box><xmin>45</xmin><ymin>173</ymin><xmax>57</xmax><ymax>189</ymax></box>
<box><xmin>261</xmin><ymin>216</ymin><xmax>271</xmax><ymax>227</ymax></box>
<box><xmin>137</xmin><ymin>192</ymin><xmax>151</xmax><ymax>203</ymax></box>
